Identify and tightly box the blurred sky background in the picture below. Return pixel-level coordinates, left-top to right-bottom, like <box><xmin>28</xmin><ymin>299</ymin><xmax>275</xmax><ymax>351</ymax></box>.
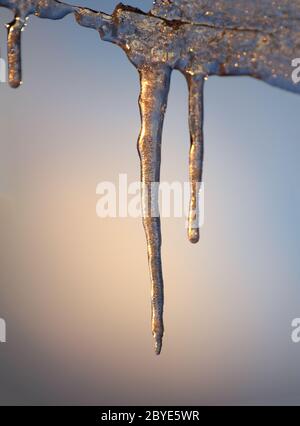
<box><xmin>1</xmin><ymin>0</ymin><xmax>300</xmax><ymax>405</ymax></box>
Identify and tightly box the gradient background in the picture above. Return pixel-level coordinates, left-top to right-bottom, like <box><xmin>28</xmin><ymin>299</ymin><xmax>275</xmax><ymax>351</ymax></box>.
<box><xmin>1</xmin><ymin>0</ymin><xmax>300</xmax><ymax>405</ymax></box>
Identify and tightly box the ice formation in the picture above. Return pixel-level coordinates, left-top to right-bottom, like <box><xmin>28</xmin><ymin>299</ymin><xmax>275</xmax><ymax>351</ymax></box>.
<box><xmin>1</xmin><ymin>0</ymin><xmax>300</xmax><ymax>354</ymax></box>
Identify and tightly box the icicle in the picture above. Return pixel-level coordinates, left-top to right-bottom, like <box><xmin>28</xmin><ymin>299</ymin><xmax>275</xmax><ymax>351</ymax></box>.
<box><xmin>1</xmin><ymin>0</ymin><xmax>300</xmax><ymax>355</ymax></box>
<box><xmin>0</xmin><ymin>0</ymin><xmax>74</xmax><ymax>88</ymax></box>
<box><xmin>138</xmin><ymin>65</ymin><xmax>171</xmax><ymax>355</ymax></box>
<box><xmin>6</xmin><ymin>16</ymin><xmax>24</xmax><ymax>88</ymax></box>
<box><xmin>185</xmin><ymin>74</ymin><xmax>204</xmax><ymax>244</ymax></box>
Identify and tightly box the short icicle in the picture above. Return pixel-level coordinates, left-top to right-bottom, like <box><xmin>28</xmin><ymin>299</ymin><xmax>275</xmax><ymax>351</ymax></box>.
<box><xmin>186</xmin><ymin>74</ymin><xmax>204</xmax><ymax>244</ymax></box>
<box><xmin>7</xmin><ymin>16</ymin><xmax>25</xmax><ymax>88</ymax></box>
<box><xmin>137</xmin><ymin>64</ymin><xmax>171</xmax><ymax>355</ymax></box>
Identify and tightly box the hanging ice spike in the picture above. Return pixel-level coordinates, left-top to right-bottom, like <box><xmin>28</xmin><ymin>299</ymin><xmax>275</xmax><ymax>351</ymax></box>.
<box><xmin>0</xmin><ymin>1</ymin><xmax>74</xmax><ymax>87</ymax></box>
<box><xmin>1</xmin><ymin>0</ymin><xmax>300</xmax><ymax>354</ymax></box>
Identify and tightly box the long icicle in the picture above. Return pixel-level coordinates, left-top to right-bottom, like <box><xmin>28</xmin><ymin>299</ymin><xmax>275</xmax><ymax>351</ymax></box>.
<box><xmin>137</xmin><ymin>65</ymin><xmax>171</xmax><ymax>355</ymax></box>
<box><xmin>186</xmin><ymin>74</ymin><xmax>204</xmax><ymax>244</ymax></box>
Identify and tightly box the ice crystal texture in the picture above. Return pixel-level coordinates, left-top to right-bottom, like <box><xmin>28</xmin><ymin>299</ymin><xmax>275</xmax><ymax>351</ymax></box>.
<box><xmin>1</xmin><ymin>0</ymin><xmax>300</xmax><ymax>354</ymax></box>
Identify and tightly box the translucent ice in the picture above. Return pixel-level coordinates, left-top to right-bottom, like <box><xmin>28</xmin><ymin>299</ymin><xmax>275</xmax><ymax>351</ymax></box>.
<box><xmin>75</xmin><ymin>0</ymin><xmax>300</xmax><ymax>354</ymax></box>
<box><xmin>1</xmin><ymin>0</ymin><xmax>300</xmax><ymax>354</ymax></box>
<box><xmin>0</xmin><ymin>1</ymin><xmax>74</xmax><ymax>87</ymax></box>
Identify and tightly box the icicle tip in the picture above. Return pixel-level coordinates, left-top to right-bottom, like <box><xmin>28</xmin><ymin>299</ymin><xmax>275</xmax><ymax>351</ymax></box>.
<box><xmin>154</xmin><ymin>334</ymin><xmax>163</xmax><ymax>355</ymax></box>
<box><xmin>188</xmin><ymin>228</ymin><xmax>200</xmax><ymax>244</ymax></box>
